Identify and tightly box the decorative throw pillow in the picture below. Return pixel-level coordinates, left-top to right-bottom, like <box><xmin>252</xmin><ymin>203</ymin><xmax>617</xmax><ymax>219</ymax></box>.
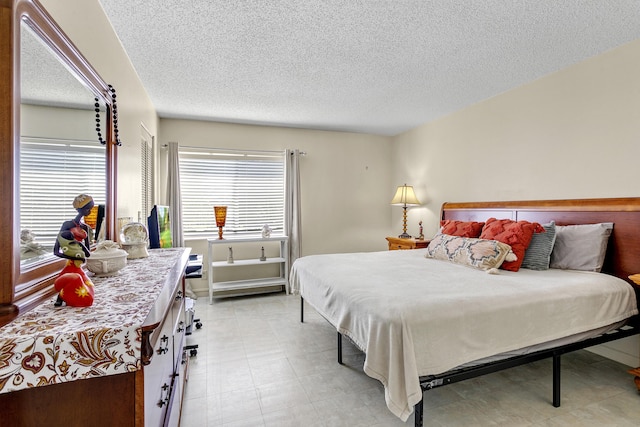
<box><xmin>521</xmin><ymin>221</ymin><xmax>557</xmax><ymax>271</ymax></box>
<box><xmin>549</xmin><ymin>223</ymin><xmax>614</xmax><ymax>272</ymax></box>
<box><xmin>425</xmin><ymin>233</ymin><xmax>517</xmax><ymax>271</ymax></box>
<box><xmin>479</xmin><ymin>218</ymin><xmax>544</xmax><ymax>272</ymax></box>
<box><xmin>440</xmin><ymin>220</ymin><xmax>485</xmax><ymax>238</ymax></box>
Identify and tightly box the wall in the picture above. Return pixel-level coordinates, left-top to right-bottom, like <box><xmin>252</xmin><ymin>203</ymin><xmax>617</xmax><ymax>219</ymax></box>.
<box><xmin>392</xmin><ymin>39</ymin><xmax>640</xmax><ymax>366</ymax></box>
<box><xmin>392</xmin><ymin>39</ymin><xmax>640</xmax><ymax>238</ymax></box>
<box><xmin>158</xmin><ymin>119</ymin><xmax>393</xmax><ymax>294</ymax></box>
<box><xmin>40</xmin><ymin>0</ymin><xmax>158</xmax><ymax>221</ymax></box>
<box><xmin>21</xmin><ymin>104</ymin><xmax>95</xmax><ymax>140</ymax></box>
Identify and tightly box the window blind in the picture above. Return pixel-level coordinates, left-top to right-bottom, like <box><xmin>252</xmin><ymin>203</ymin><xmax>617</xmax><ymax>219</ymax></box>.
<box><xmin>20</xmin><ymin>138</ymin><xmax>106</xmax><ymax>246</ymax></box>
<box><xmin>179</xmin><ymin>149</ymin><xmax>285</xmax><ymax>238</ymax></box>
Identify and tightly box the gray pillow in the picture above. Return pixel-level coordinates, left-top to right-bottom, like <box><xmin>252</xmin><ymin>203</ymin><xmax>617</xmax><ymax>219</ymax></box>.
<box><xmin>522</xmin><ymin>221</ymin><xmax>556</xmax><ymax>270</ymax></box>
<box><xmin>549</xmin><ymin>223</ymin><xmax>614</xmax><ymax>272</ymax></box>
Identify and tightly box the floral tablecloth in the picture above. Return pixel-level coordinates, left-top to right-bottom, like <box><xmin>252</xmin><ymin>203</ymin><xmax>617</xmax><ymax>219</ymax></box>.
<box><xmin>0</xmin><ymin>248</ymin><xmax>187</xmax><ymax>394</ymax></box>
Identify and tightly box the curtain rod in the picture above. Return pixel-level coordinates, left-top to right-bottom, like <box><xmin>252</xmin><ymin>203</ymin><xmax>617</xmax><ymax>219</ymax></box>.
<box><xmin>162</xmin><ymin>144</ymin><xmax>306</xmax><ymax>156</ymax></box>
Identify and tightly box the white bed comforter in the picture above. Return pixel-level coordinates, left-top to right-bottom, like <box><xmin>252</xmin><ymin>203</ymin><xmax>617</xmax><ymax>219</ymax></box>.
<box><xmin>289</xmin><ymin>249</ymin><xmax>638</xmax><ymax>421</ymax></box>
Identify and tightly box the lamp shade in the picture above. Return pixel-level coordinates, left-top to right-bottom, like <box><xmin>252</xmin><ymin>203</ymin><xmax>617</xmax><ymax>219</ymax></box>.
<box><xmin>390</xmin><ymin>184</ymin><xmax>421</xmax><ymax>206</ymax></box>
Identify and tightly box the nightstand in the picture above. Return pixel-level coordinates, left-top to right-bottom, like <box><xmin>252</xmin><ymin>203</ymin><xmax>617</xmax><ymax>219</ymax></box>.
<box><xmin>386</xmin><ymin>236</ymin><xmax>429</xmax><ymax>251</ymax></box>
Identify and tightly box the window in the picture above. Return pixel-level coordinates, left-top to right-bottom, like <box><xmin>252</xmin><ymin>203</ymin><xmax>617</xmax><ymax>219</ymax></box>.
<box><xmin>20</xmin><ymin>138</ymin><xmax>106</xmax><ymax>248</ymax></box>
<box><xmin>179</xmin><ymin>148</ymin><xmax>285</xmax><ymax>238</ymax></box>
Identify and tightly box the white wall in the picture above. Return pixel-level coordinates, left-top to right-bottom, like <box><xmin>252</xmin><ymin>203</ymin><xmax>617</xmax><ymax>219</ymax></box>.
<box><xmin>158</xmin><ymin>119</ymin><xmax>393</xmax><ymax>295</ymax></box>
<box><xmin>392</xmin><ymin>39</ymin><xmax>640</xmax><ymax>239</ymax></box>
<box><xmin>391</xmin><ymin>39</ymin><xmax>640</xmax><ymax>366</ymax></box>
<box><xmin>21</xmin><ymin>104</ymin><xmax>95</xmax><ymax>140</ymax></box>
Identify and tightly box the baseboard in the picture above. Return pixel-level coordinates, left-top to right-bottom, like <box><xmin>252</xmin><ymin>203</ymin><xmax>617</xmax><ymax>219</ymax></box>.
<box><xmin>587</xmin><ymin>339</ymin><xmax>640</xmax><ymax>368</ymax></box>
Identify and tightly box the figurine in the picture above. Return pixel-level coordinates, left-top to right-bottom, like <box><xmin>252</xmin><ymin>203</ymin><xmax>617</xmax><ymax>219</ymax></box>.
<box><xmin>259</xmin><ymin>246</ymin><xmax>266</xmax><ymax>261</ymax></box>
<box><xmin>261</xmin><ymin>224</ymin><xmax>272</xmax><ymax>238</ymax></box>
<box><xmin>120</xmin><ymin>222</ymin><xmax>150</xmax><ymax>259</ymax></box>
<box><xmin>19</xmin><ymin>229</ymin><xmax>47</xmax><ymax>259</ymax></box>
<box><xmin>417</xmin><ymin>221</ymin><xmax>424</xmax><ymax>240</ymax></box>
<box><xmin>52</xmin><ymin>194</ymin><xmax>95</xmax><ymax>307</ymax></box>
<box><xmin>227</xmin><ymin>247</ymin><xmax>234</xmax><ymax>264</ymax></box>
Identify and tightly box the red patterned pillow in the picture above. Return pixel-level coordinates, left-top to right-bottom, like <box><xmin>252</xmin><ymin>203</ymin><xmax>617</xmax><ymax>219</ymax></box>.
<box><xmin>479</xmin><ymin>218</ymin><xmax>544</xmax><ymax>271</ymax></box>
<box><xmin>440</xmin><ymin>220</ymin><xmax>485</xmax><ymax>238</ymax></box>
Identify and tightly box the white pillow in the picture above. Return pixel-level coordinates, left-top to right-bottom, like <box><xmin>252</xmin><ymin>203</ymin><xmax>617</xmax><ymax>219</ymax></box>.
<box><xmin>549</xmin><ymin>223</ymin><xmax>613</xmax><ymax>272</ymax></box>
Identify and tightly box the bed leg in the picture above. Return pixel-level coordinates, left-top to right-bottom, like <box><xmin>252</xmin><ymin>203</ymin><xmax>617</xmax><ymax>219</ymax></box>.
<box><xmin>553</xmin><ymin>353</ymin><xmax>561</xmax><ymax>407</ymax></box>
<box><xmin>300</xmin><ymin>296</ymin><xmax>304</xmax><ymax>323</ymax></box>
<box><xmin>414</xmin><ymin>398</ymin><xmax>424</xmax><ymax>427</ymax></box>
<box><xmin>337</xmin><ymin>332</ymin><xmax>343</xmax><ymax>365</ymax></box>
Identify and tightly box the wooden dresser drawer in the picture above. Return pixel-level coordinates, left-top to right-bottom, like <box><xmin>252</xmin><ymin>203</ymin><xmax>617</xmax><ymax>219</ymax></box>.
<box><xmin>144</xmin><ymin>315</ymin><xmax>175</xmax><ymax>427</ymax></box>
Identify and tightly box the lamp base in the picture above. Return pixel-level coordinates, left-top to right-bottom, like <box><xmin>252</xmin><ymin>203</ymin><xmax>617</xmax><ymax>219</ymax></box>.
<box><xmin>398</xmin><ymin>232</ymin><xmax>411</xmax><ymax>239</ymax></box>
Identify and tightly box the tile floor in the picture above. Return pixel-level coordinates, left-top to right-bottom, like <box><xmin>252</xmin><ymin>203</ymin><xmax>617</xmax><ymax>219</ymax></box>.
<box><xmin>180</xmin><ymin>292</ymin><xmax>640</xmax><ymax>426</ymax></box>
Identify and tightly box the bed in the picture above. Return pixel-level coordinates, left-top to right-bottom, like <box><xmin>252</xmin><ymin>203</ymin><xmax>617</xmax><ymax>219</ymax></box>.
<box><xmin>289</xmin><ymin>198</ymin><xmax>640</xmax><ymax>427</ymax></box>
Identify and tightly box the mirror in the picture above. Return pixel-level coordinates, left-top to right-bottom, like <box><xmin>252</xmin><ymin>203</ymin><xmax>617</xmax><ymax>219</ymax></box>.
<box><xmin>0</xmin><ymin>0</ymin><xmax>117</xmax><ymax>320</ymax></box>
<box><xmin>19</xmin><ymin>22</ymin><xmax>107</xmax><ymax>268</ymax></box>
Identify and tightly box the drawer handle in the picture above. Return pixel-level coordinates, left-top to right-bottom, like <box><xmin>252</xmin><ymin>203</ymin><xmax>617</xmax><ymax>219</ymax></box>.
<box><xmin>177</xmin><ymin>321</ymin><xmax>185</xmax><ymax>333</ymax></box>
<box><xmin>157</xmin><ymin>335</ymin><xmax>169</xmax><ymax>355</ymax></box>
<box><xmin>157</xmin><ymin>383</ymin><xmax>170</xmax><ymax>407</ymax></box>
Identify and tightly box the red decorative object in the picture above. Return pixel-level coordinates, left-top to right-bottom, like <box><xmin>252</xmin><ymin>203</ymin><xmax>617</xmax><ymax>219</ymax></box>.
<box><xmin>479</xmin><ymin>218</ymin><xmax>544</xmax><ymax>272</ymax></box>
<box><xmin>70</xmin><ymin>225</ymin><xmax>88</xmax><ymax>242</ymax></box>
<box><xmin>440</xmin><ymin>220</ymin><xmax>485</xmax><ymax>238</ymax></box>
<box><xmin>54</xmin><ymin>260</ymin><xmax>95</xmax><ymax>307</ymax></box>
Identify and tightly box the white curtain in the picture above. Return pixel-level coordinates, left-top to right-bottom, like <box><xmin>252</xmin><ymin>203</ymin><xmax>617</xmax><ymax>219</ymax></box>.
<box><xmin>167</xmin><ymin>142</ymin><xmax>197</xmax><ymax>299</ymax></box>
<box><xmin>285</xmin><ymin>149</ymin><xmax>302</xmax><ymax>279</ymax></box>
<box><xmin>166</xmin><ymin>141</ymin><xmax>184</xmax><ymax>247</ymax></box>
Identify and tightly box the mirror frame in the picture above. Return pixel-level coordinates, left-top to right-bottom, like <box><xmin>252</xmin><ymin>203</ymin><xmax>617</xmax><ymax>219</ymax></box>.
<box><xmin>0</xmin><ymin>0</ymin><xmax>117</xmax><ymax>324</ymax></box>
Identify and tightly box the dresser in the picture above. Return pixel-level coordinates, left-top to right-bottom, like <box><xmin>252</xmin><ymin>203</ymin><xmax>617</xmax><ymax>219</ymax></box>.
<box><xmin>386</xmin><ymin>236</ymin><xmax>430</xmax><ymax>250</ymax></box>
<box><xmin>0</xmin><ymin>248</ymin><xmax>190</xmax><ymax>427</ymax></box>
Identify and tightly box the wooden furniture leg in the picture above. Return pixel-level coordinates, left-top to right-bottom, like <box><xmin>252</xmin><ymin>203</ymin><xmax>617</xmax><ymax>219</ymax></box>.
<box><xmin>629</xmin><ymin>367</ymin><xmax>640</xmax><ymax>391</ymax></box>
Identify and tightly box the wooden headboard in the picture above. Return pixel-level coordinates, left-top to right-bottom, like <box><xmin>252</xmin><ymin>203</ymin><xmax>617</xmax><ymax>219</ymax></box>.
<box><xmin>441</xmin><ymin>197</ymin><xmax>640</xmax><ymax>285</ymax></box>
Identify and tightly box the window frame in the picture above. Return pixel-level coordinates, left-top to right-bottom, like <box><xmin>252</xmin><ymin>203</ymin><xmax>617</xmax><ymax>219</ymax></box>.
<box><xmin>178</xmin><ymin>147</ymin><xmax>286</xmax><ymax>239</ymax></box>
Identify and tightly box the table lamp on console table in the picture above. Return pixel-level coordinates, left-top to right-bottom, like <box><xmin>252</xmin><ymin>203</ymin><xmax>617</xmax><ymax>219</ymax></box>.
<box><xmin>391</xmin><ymin>184</ymin><xmax>421</xmax><ymax>239</ymax></box>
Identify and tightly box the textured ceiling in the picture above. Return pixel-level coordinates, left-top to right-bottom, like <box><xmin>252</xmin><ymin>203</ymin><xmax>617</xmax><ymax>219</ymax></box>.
<box><xmin>98</xmin><ymin>0</ymin><xmax>640</xmax><ymax>136</ymax></box>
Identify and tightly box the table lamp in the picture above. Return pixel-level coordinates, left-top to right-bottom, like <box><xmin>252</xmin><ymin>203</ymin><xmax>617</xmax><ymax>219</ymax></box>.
<box><xmin>391</xmin><ymin>184</ymin><xmax>421</xmax><ymax>238</ymax></box>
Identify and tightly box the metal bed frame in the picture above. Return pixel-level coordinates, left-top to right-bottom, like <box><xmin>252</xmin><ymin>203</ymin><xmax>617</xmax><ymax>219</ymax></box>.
<box><xmin>301</xmin><ymin>297</ymin><xmax>639</xmax><ymax>427</ymax></box>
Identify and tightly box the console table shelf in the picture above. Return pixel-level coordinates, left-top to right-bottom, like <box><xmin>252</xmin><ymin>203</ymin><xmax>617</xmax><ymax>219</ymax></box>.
<box><xmin>207</xmin><ymin>236</ymin><xmax>289</xmax><ymax>302</ymax></box>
